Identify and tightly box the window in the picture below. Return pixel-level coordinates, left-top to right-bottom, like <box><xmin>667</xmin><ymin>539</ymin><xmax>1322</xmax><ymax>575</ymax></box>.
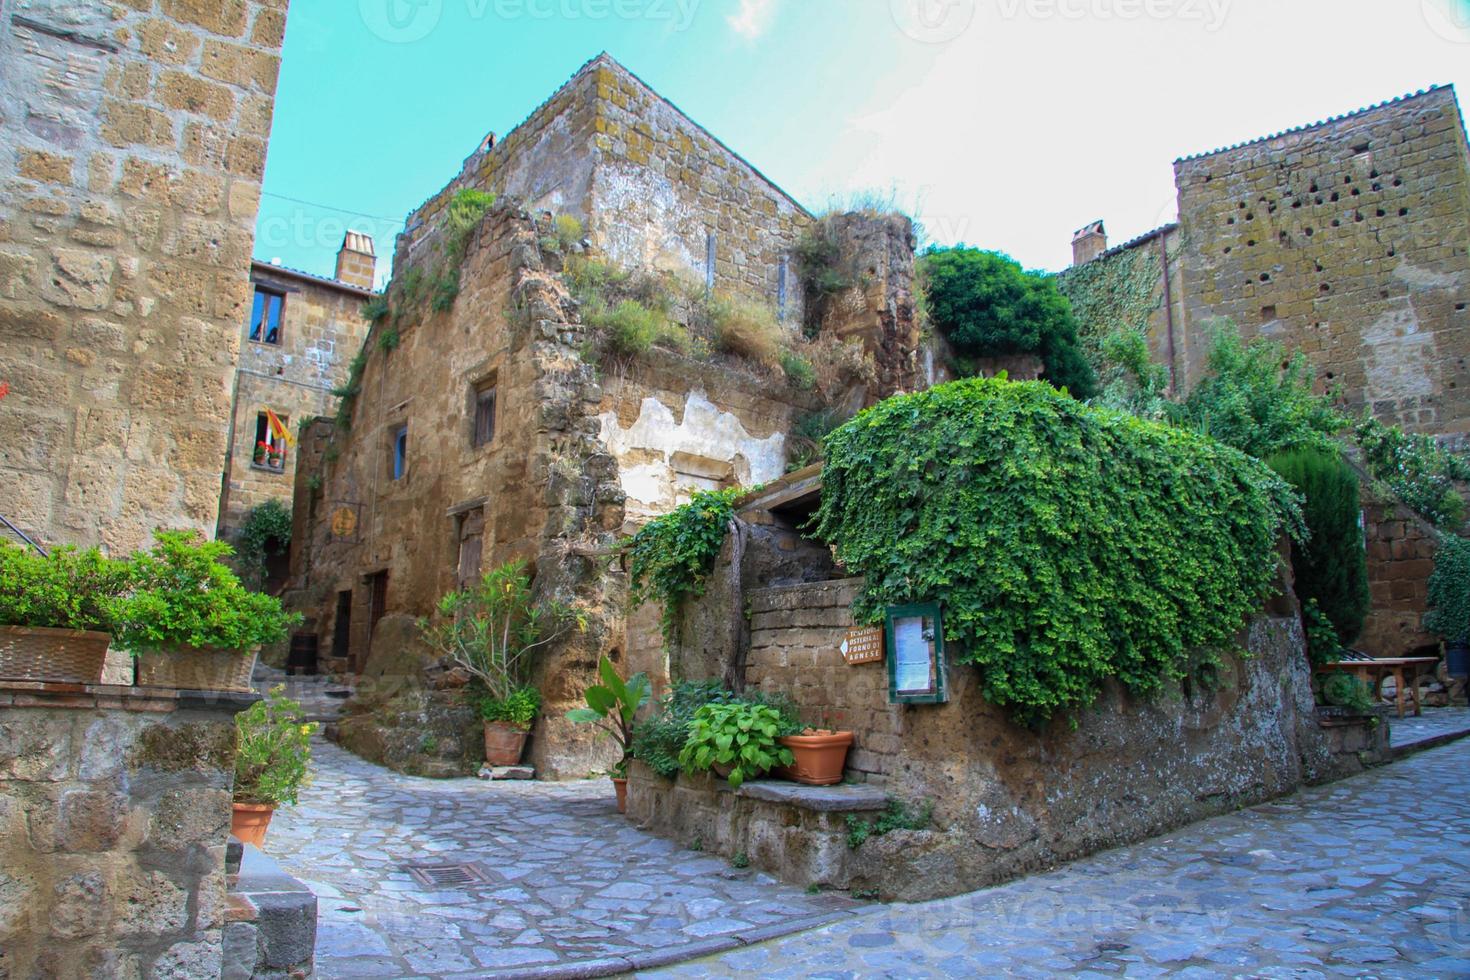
<box><xmin>391</xmin><ymin>424</ymin><xmax>408</xmax><ymax>480</ymax></box>
<box><xmin>248</xmin><ymin>285</ymin><xmax>284</xmax><ymax>345</ymax></box>
<box><xmin>472</xmin><ymin>382</ymin><xmax>497</xmax><ymax>448</ymax></box>
<box><xmin>253</xmin><ymin>412</ymin><xmax>288</xmax><ymax>473</ymax></box>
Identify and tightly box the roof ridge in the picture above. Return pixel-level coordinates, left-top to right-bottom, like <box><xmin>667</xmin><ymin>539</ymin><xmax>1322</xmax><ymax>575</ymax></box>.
<box><xmin>1175</xmin><ymin>85</ymin><xmax>1455</xmax><ymax>164</ymax></box>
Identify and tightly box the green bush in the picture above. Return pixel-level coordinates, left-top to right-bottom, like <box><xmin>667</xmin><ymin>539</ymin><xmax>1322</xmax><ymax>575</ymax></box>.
<box><xmin>846</xmin><ymin>798</ymin><xmax>933</xmax><ymax>849</ymax></box>
<box><xmin>815</xmin><ymin>378</ymin><xmax>1302</xmax><ymax>727</ymax></box>
<box><xmin>1267</xmin><ymin>448</ymin><xmax>1370</xmax><ymax>647</ymax></box>
<box><xmin>919</xmin><ymin>246</ymin><xmax>1097</xmax><ymax>398</ymax></box>
<box><xmin>678</xmin><ymin>700</ymin><xmax>794</xmax><ymax>789</ymax></box>
<box><xmin>0</xmin><ymin>541</ymin><xmax>130</xmax><ymax>632</ymax></box>
<box><xmin>594</xmin><ymin>299</ymin><xmax>665</xmax><ymax>358</ymax></box>
<box><xmin>475</xmin><ymin>685</ymin><xmax>542</xmax><ymax>729</ymax></box>
<box><xmin>1320</xmin><ymin>672</ymin><xmax>1377</xmax><ymax>714</ymax></box>
<box><xmin>780</xmin><ymin>351</ymin><xmax>816</xmax><ymax>391</ymax></box>
<box><xmin>1355</xmin><ymin>414</ymin><xmax>1470</xmax><ymax>529</ymax></box>
<box><xmin>1425</xmin><ymin>536</ymin><xmax>1470</xmax><ymax>645</ymax></box>
<box><xmin>632</xmin><ymin>679</ymin><xmax>731</xmax><ymax>778</ymax></box>
<box><xmin>113</xmin><ymin>531</ymin><xmax>299</xmax><ymax>653</ymax></box>
<box><xmin>627</xmin><ymin>487</ymin><xmax>746</xmax><ymax>644</ymax></box>
<box><xmin>234</xmin><ymin>685</ymin><xmax>318</xmax><ymax>806</ymax></box>
<box><xmin>1301</xmin><ymin>598</ymin><xmax>1344</xmax><ymax>666</ymax></box>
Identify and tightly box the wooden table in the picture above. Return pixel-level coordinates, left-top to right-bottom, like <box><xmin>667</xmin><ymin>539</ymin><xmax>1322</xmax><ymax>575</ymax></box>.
<box><xmin>1316</xmin><ymin>657</ymin><xmax>1441</xmax><ymax>718</ymax></box>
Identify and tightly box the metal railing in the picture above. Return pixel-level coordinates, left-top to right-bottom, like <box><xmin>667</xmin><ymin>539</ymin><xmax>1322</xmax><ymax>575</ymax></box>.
<box><xmin>0</xmin><ymin>513</ymin><xmax>46</xmax><ymax>556</ymax></box>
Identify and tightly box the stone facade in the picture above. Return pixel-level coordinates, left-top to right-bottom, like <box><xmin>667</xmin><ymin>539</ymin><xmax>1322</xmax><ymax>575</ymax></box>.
<box><xmin>0</xmin><ymin>681</ymin><xmax>255</xmax><ymax>979</ymax></box>
<box><xmin>217</xmin><ymin>254</ymin><xmax>374</xmax><ymax>542</ymax></box>
<box><xmin>0</xmin><ymin>0</ymin><xmax>290</xmax><ymax>554</ymax></box>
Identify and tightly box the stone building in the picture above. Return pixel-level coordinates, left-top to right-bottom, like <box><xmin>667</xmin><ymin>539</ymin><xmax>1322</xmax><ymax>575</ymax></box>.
<box><xmin>0</xmin><ymin>0</ymin><xmax>291</xmax><ymax>554</ymax></box>
<box><xmin>217</xmin><ymin>235</ymin><xmax>376</xmax><ymax>549</ymax></box>
<box><xmin>1061</xmin><ymin>85</ymin><xmax>1470</xmax><ymax>656</ymax></box>
<box><xmin>290</xmin><ymin>54</ymin><xmax>918</xmax><ymax>779</ymax></box>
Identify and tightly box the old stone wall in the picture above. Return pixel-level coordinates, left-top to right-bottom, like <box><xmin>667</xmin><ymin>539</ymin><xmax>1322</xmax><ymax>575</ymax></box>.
<box><xmin>1359</xmin><ymin>499</ymin><xmax>1441</xmax><ymax>656</ymax></box>
<box><xmin>0</xmin><ymin>682</ymin><xmax>253</xmax><ymax>979</ymax></box>
<box><xmin>0</xmin><ymin>0</ymin><xmax>289</xmax><ymax>553</ymax></box>
<box><xmin>1174</xmin><ymin>86</ymin><xmax>1470</xmax><ymax>435</ymax></box>
<box><xmin>219</xmin><ymin>264</ymin><xmax>372</xmax><ymax>540</ymax></box>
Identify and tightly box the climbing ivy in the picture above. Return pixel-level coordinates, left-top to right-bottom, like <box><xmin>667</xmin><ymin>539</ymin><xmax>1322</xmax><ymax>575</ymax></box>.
<box><xmin>1354</xmin><ymin>413</ymin><xmax>1470</xmax><ymax>529</ymax></box>
<box><xmin>814</xmin><ymin>378</ymin><xmax>1303</xmax><ymax>727</ymax></box>
<box><xmin>235</xmin><ymin>500</ymin><xmax>293</xmax><ymax>591</ymax></box>
<box><xmin>1055</xmin><ymin>243</ymin><xmax>1163</xmax><ymax>370</ymax></box>
<box><xmin>627</xmin><ymin>487</ymin><xmax>746</xmax><ymax>644</ymax></box>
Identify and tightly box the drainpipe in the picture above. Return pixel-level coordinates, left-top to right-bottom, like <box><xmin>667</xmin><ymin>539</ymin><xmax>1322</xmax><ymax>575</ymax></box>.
<box><xmin>1160</xmin><ymin>230</ymin><xmax>1179</xmax><ymax>393</ymax></box>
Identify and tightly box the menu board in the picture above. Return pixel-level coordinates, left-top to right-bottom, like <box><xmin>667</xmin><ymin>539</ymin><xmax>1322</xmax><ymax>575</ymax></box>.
<box><xmin>884</xmin><ymin>603</ymin><xmax>948</xmax><ymax>704</ymax></box>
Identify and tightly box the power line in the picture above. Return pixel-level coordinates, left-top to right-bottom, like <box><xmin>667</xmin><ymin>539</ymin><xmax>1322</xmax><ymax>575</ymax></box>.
<box><xmin>261</xmin><ymin>190</ymin><xmax>406</xmax><ymax>224</ymax></box>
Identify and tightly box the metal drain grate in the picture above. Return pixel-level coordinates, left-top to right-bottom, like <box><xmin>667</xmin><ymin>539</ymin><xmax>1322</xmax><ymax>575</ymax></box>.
<box><xmin>404</xmin><ymin>862</ymin><xmax>492</xmax><ymax>889</ymax></box>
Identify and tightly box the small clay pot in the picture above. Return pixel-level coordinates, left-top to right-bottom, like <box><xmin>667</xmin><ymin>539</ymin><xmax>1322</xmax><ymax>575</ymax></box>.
<box><xmin>778</xmin><ymin>730</ymin><xmax>854</xmax><ymax>786</ymax></box>
<box><xmin>231</xmin><ymin>802</ymin><xmax>275</xmax><ymax>848</ymax></box>
<box><xmin>484</xmin><ymin>721</ymin><xmax>529</xmax><ymax>766</ymax></box>
<box><xmin>612</xmin><ymin>776</ymin><xmax>628</xmax><ymax>813</ymax></box>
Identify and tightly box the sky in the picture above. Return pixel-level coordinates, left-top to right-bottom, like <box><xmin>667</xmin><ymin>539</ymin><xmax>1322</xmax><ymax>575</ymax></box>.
<box><xmin>255</xmin><ymin>0</ymin><xmax>1470</xmax><ymax>286</ymax></box>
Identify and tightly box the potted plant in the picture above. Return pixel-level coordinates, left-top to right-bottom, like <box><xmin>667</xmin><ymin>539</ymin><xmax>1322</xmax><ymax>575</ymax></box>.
<box><xmin>566</xmin><ymin>655</ymin><xmax>651</xmax><ymax>812</ymax></box>
<box><xmin>232</xmin><ymin>685</ymin><xmax>318</xmax><ymax>847</ymax></box>
<box><xmin>253</xmin><ymin>441</ymin><xmax>269</xmax><ymax>466</ymax></box>
<box><xmin>1426</xmin><ymin>536</ymin><xmax>1470</xmax><ymax>683</ymax></box>
<box><xmin>114</xmin><ymin>531</ymin><xmax>299</xmax><ymax>692</ymax></box>
<box><xmin>779</xmin><ymin>725</ymin><xmax>855</xmax><ymax>786</ymax></box>
<box><xmin>419</xmin><ymin>559</ymin><xmax>576</xmax><ymax>768</ymax></box>
<box><xmin>679</xmin><ymin>700</ymin><xmax>794</xmax><ymax>789</ymax></box>
<box><xmin>0</xmin><ymin>541</ymin><xmax>130</xmax><ymax>684</ymax></box>
<box><xmin>267</xmin><ymin>446</ymin><xmax>284</xmax><ymax>470</ymax></box>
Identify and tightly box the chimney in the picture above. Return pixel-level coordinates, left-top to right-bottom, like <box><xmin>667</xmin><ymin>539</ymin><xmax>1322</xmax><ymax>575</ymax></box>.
<box><xmin>335</xmin><ymin>231</ymin><xmax>376</xmax><ymax>290</ymax></box>
<box><xmin>1071</xmin><ymin>220</ymin><xmax>1107</xmax><ymax>266</ymax></box>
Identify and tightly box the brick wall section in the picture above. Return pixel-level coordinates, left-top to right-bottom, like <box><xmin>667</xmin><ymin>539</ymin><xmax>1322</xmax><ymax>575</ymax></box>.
<box><xmin>0</xmin><ymin>0</ymin><xmax>289</xmax><ymax>553</ymax></box>
<box><xmin>0</xmin><ymin>682</ymin><xmax>254</xmax><ymax>978</ymax></box>
<box><xmin>1174</xmin><ymin>87</ymin><xmax>1470</xmax><ymax>435</ymax></box>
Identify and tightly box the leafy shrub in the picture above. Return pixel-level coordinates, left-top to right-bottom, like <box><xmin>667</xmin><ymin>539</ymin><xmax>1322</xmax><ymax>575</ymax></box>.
<box><xmin>234</xmin><ymin>685</ymin><xmax>318</xmax><ymax>806</ymax></box>
<box><xmin>1320</xmin><ymin>672</ymin><xmax>1377</xmax><ymax>714</ymax></box>
<box><xmin>0</xmin><ymin>541</ymin><xmax>130</xmax><ymax>632</ymax></box>
<box><xmin>1426</xmin><ymin>536</ymin><xmax>1470</xmax><ymax>645</ymax></box>
<box><xmin>786</xmin><ymin>408</ymin><xmax>845</xmax><ymax>472</ymax></box>
<box><xmin>1301</xmin><ymin>598</ymin><xmax>1344</xmax><ymax>666</ymax></box>
<box><xmin>1092</xmin><ymin>327</ymin><xmax>1170</xmax><ymax>420</ymax></box>
<box><xmin>114</xmin><ymin>531</ymin><xmax>300</xmax><ymax>653</ymax></box>
<box><xmin>1355</xmin><ymin>414</ymin><xmax>1470</xmax><ymax>529</ymax></box>
<box><xmin>632</xmin><ymin>679</ymin><xmax>731</xmax><ymax>778</ymax></box>
<box><xmin>235</xmin><ymin>500</ymin><xmax>292</xmax><ymax>592</ymax></box>
<box><xmin>627</xmin><ymin>487</ymin><xmax>746</xmax><ymax>644</ymax></box>
<box><xmin>566</xmin><ymin>655</ymin><xmax>652</xmax><ymax>777</ymax></box>
<box><xmin>332</xmin><ymin>349</ymin><xmax>368</xmax><ymax>430</ymax></box>
<box><xmin>476</xmin><ymin>685</ymin><xmax>542</xmax><ymax>729</ymax></box>
<box><xmin>779</xmin><ymin>351</ymin><xmax>816</xmax><ymax>390</ymax></box>
<box><xmin>589</xmin><ymin>299</ymin><xmax>665</xmax><ymax>358</ymax></box>
<box><xmin>708</xmin><ymin>292</ymin><xmax>785</xmax><ymax>367</ymax></box>
<box><xmin>845</xmin><ymin>797</ymin><xmax>933</xmax><ymax>849</ymax></box>
<box><xmin>545</xmin><ymin>214</ymin><xmax>584</xmax><ymax>252</ymax></box>
<box><xmin>1169</xmin><ymin>326</ymin><xmax>1347</xmax><ymax>459</ymax></box>
<box><xmin>815</xmin><ymin>378</ymin><xmax>1302</xmax><ymax>727</ymax></box>
<box><xmin>377</xmin><ymin>327</ymin><xmax>401</xmax><ymax>352</ymax></box>
<box><xmin>361</xmin><ymin>295</ymin><xmax>390</xmax><ymax>323</ymax></box>
<box><xmin>1267</xmin><ymin>448</ymin><xmax>1370</xmax><ymax>646</ymax></box>
<box><xmin>919</xmin><ymin>246</ymin><xmax>1097</xmax><ymax>398</ymax></box>
<box><xmin>793</xmin><ymin>223</ymin><xmax>852</xmax><ymax>333</ymax></box>
<box><xmin>678</xmin><ymin>700</ymin><xmax>794</xmax><ymax>789</ymax></box>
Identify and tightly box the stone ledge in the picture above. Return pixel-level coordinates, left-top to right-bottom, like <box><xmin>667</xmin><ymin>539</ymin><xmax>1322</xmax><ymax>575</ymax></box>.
<box><xmin>737</xmin><ymin>780</ymin><xmax>887</xmax><ymax>812</ymax></box>
<box><xmin>225</xmin><ymin>843</ymin><xmax>318</xmax><ymax>978</ymax></box>
<box><xmin>0</xmin><ymin>680</ymin><xmax>260</xmax><ymax>713</ymax></box>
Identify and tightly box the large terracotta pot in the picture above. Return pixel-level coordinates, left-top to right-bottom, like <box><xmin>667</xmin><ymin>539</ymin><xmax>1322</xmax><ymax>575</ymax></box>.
<box><xmin>231</xmin><ymin>802</ymin><xmax>275</xmax><ymax>848</ymax></box>
<box><xmin>612</xmin><ymin>777</ymin><xmax>628</xmax><ymax>813</ymax></box>
<box><xmin>136</xmin><ymin>646</ymin><xmax>258</xmax><ymax>693</ymax></box>
<box><xmin>0</xmin><ymin>625</ymin><xmax>111</xmax><ymax>684</ymax></box>
<box><xmin>778</xmin><ymin>730</ymin><xmax>854</xmax><ymax>786</ymax></box>
<box><xmin>484</xmin><ymin>721</ymin><xmax>529</xmax><ymax>766</ymax></box>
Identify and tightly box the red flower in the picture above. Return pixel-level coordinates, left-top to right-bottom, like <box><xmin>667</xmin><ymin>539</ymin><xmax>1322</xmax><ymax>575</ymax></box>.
<box><xmin>0</xmin><ymin>381</ymin><xmax>10</xmax><ymax>400</ymax></box>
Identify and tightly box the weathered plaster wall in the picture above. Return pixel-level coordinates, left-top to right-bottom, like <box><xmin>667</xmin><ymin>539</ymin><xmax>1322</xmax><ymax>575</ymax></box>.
<box><xmin>0</xmin><ymin>0</ymin><xmax>288</xmax><ymax>553</ymax></box>
<box><xmin>1174</xmin><ymin>86</ymin><xmax>1470</xmax><ymax>435</ymax></box>
<box><xmin>218</xmin><ymin>265</ymin><xmax>371</xmax><ymax>539</ymax></box>
<box><xmin>0</xmin><ymin>683</ymin><xmax>252</xmax><ymax>979</ymax></box>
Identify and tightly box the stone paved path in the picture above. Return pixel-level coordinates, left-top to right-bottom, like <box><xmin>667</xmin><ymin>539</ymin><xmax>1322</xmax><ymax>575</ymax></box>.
<box><xmin>644</xmin><ymin>739</ymin><xmax>1470</xmax><ymax>979</ymax></box>
<box><xmin>1390</xmin><ymin>706</ymin><xmax>1470</xmax><ymax>751</ymax></box>
<box><xmin>266</xmin><ymin>740</ymin><xmax>862</xmax><ymax>979</ymax></box>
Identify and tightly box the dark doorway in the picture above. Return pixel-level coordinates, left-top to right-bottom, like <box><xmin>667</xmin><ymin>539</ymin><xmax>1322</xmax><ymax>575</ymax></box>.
<box><xmin>368</xmin><ymin>571</ymin><xmax>388</xmax><ymax>636</ymax></box>
<box><xmin>332</xmin><ymin>590</ymin><xmax>352</xmax><ymax>663</ymax></box>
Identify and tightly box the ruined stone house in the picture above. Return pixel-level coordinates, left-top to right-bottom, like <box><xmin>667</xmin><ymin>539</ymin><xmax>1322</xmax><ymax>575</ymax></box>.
<box><xmin>0</xmin><ymin>0</ymin><xmax>290</xmax><ymax>555</ymax></box>
<box><xmin>1060</xmin><ymin>85</ymin><xmax>1470</xmax><ymax>657</ymax></box>
<box><xmin>289</xmin><ymin>54</ymin><xmax>920</xmax><ymax>779</ymax></box>
<box><xmin>216</xmin><ymin>235</ymin><xmax>376</xmax><ymax>558</ymax></box>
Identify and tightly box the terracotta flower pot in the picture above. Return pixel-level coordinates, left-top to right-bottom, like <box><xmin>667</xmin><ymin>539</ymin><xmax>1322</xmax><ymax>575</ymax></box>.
<box><xmin>612</xmin><ymin>776</ymin><xmax>628</xmax><ymax>813</ymax></box>
<box><xmin>483</xmin><ymin>720</ymin><xmax>529</xmax><ymax>766</ymax></box>
<box><xmin>778</xmin><ymin>730</ymin><xmax>854</xmax><ymax>786</ymax></box>
<box><xmin>231</xmin><ymin>802</ymin><xmax>275</xmax><ymax>848</ymax></box>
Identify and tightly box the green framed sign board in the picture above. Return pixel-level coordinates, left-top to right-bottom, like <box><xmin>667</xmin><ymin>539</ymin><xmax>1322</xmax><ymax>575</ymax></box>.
<box><xmin>885</xmin><ymin>602</ymin><xmax>948</xmax><ymax>704</ymax></box>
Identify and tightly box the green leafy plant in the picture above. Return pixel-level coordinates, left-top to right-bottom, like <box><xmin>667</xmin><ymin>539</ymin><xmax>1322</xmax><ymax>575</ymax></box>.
<box><xmin>361</xmin><ymin>295</ymin><xmax>390</xmax><ymax>323</ymax></box>
<box><xmin>1055</xmin><ymin>239</ymin><xmax>1166</xmax><ymax>380</ymax></box>
<box><xmin>235</xmin><ymin>500</ymin><xmax>292</xmax><ymax>592</ymax></box>
<box><xmin>920</xmin><ymin>246</ymin><xmax>1097</xmax><ymax>398</ymax></box>
<box><xmin>594</xmin><ymin>299</ymin><xmax>666</xmax><ymax>358</ymax></box>
<box><xmin>543</xmin><ymin>213</ymin><xmax>584</xmax><ymax>253</ymax></box>
<box><xmin>475</xmin><ymin>685</ymin><xmax>542</xmax><ymax>729</ymax></box>
<box><xmin>845</xmin><ymin>798</ymin><xmax>933</xmax><ymax>849</ymax></box>
<box><xmin>627</xmin><ymin>487</ymin><xmax>746</xmax><ymax>644</ymax></box>
<box><xmin>1301</xmin><ymin>598</ymin><xmax>1344</xmax><ymax>666</ymax></box>
<box><xmin>785</xmin><ymin>408</ymin><xmax>844</xmax><ymax>472</ymax></box>
<box><xmin>793</xmin><ymin>222</ymin><xmax>852</xmax><ymax>334</ymax></box>
<box><xmin>332</xmin><ymin>348</ymin><xmax>369</xmax><ymax>430</ymax></box>
<box><xmin>377</xmin><ymin>327</ymin><xmax>401</xmax><ymax>352</ymax></box>
<box><xmin>114</xmin><ymin>531</ymin><xmax>300</xmax><ymax>653</ymax></box>
<box><xmin>815</xmin><ymin>378</ymin><xmax>1302</xmax><ymax>727</ymax></box>
<box><xmin>0</xmin><ymin>541</ymin><xmax>130</xmax><ymax>632</ymax></box>
<box><xmin>1267</xmin><ymin>447</ymin><xmax>1370</xmax><ymax>647</ymax></box>
<box><xmin>707</xmin><ymin>292</ymin><xmax>785</xmax><ymax>368</ymax></box>
<box><xmin>780</xmin><ymin>351</ymin><xmax>816</xmax><ymax>391</ymax></box>
<box><xmin>1169</xmin><ymin>326</ymin><xmax>1348</xmax><ymax>459</ymax></box>
<box><xmin>234</xmin><ymin>685</ymin><xmax>318</xmax><ymax>806</ymax></box>
<box><xmin>677</xmin><ymin>700</ymin><xmax>793</xmax><ymax>789</ymax></box>
<box><xmin>1320</xmin><ymin>672</ymin><xmax>1378</xmax><ymax>714</ymax></box>
<box><xmin>566</xmin><ymin>655</ymin><xmax>652</xmax><ymax>777</ymax></box>
<box><xmin>418</xmin><ymin>559</ymin><xmax>577</xmax><ymax>702</ymax></box>
<box><xmin>731</xmin><ymin>851</ymin><xmax>749</xmax><ymax>869</ymax></box>
<box><xmin>632</xmin><ymin>679</ymin><xmax>731</xmax><ymax>778</ymax></box>
<box><xmin>1425</xmin><ymin>536</ymin><xmax>1470</xmax><ymax>645</ymax></box>
<box><xmin>1354</xmin><ymin>414</ymin><xmax>1470</xmax><ymax>529</ymax></box>
<box><xmin>1090</xmin><ymin>327</ymin><xmax>1170</xmax><ymax>420</ymax></box>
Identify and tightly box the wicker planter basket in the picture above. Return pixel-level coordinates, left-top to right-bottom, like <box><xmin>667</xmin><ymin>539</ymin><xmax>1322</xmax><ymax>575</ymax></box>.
<box><xmin>135</xmin><ymin>646</ymin><xmax>258</xmax><ymax>692</ymax></box>
<box><xmin>0</xmin><ymin>625</ymin><xmax>112</xmax><ymax>684</ymax></box>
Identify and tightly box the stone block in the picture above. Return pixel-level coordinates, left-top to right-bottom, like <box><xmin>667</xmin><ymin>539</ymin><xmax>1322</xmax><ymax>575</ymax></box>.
<box><xmin>147</xmin><ymin>934</ymin><xmax>223</xmax><ymax>980</ymax></box>
<box><xmin>52</xmin><ymin>870</ymin><xmax>110</xmax><ymax>938</ymax></box>
<box><xmin>55</xmin><ymin>789</ymin><xmax>130</xmax><ymax>852</ymax></box>
<box><xmin>0</xmin><ymin>715</ymin><xmax>73</xmax><ymax>780</ymax></box>
<box><xmin>17</xmin><ymin>150</ymin><xmax>74</xmax><ymax>184</ymax></box>
<box><xmin>116</xmin><ymin>868</ymin><xmax>189</xmax><ymax>936</ymax></box>
<box><xmin>160</xmin><ymin>0</ymin><xmax>248</xmax><ymax>36</ymax></box>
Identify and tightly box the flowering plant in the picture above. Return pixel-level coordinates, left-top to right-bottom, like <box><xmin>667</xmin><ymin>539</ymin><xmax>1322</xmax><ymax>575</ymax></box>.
<box><xmin>234</xmin><ymin>686</ymin><xmax>318</xmax><ymax>806</ymax></box>
<box><xmin>254</xmin><ymin>441</ymin><xmax>270</xmax><ymax>461</ymax></box>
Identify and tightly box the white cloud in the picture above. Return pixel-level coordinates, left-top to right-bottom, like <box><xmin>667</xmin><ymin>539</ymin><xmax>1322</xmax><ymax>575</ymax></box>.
<box><xmin>727</xmin><ymin>0</ymin><xmax>778</xmax><ymax>39</ymax></box>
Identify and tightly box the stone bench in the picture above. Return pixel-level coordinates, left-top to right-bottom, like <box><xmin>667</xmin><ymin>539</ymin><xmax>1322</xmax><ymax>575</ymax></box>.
<box><xmin>224</xmin><ymin>839</ymin><xmax>318</xmax><ymax>979</ymax></box>
<box><xmin>626</xmin><ymin>763</ymin><xmax>889</xmax><ymax>890</ymax></box>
